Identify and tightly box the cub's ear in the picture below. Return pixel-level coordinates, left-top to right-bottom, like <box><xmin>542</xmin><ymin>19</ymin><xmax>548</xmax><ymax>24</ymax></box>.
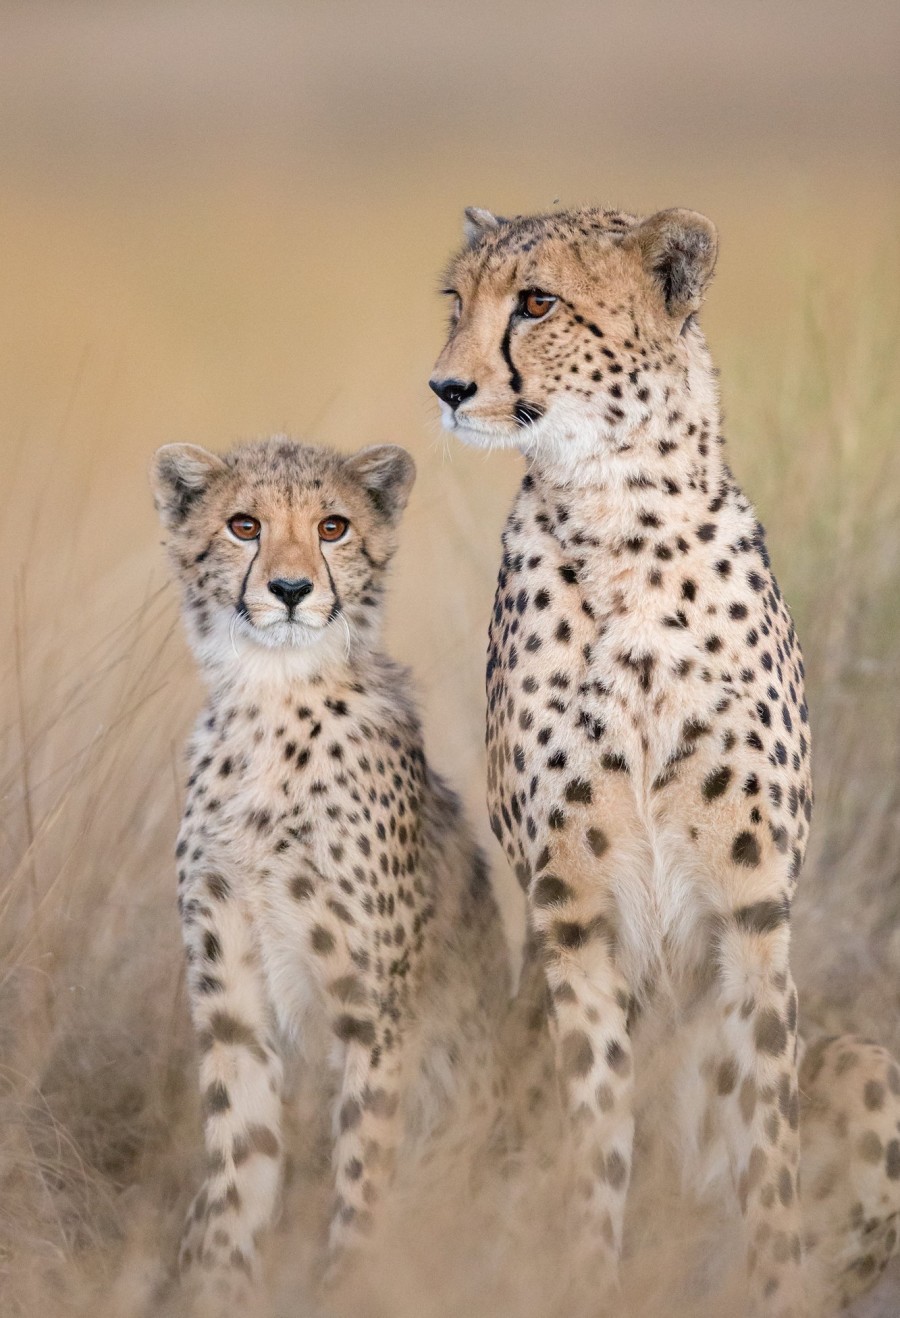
<box><xmin>626</xmin><ymin>208</ymin><xmax>718</xmax><ymax>320</ymax></box>
<box><xmin>150</xmin><ymin>443</ymin><xmax>227</xmax><ymax>528</ymax></box>
<box><xmin>463</xmin><ymin>206</ymin><xmax>503</xmax><ymax>246</ymax></box>
<box><xmin>347</xmin><ymin>445</ymin><xmax>416</xmax><ymax>523</ymax></box>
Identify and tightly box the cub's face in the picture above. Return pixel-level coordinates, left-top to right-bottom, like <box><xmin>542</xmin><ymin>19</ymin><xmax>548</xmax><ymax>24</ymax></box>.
<box><xmin>151</xmin><ymin>438</ymin><xmax>414</xmax><ymax>673</ymax></box>
<box><xmin>430</xmin><ymin>206</ymin><xmax>717</xmax><ymax>456</ymax></box>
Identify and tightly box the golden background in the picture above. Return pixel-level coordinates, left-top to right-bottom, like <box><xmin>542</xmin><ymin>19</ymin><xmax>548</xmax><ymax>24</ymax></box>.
<box><xmin>1</xmin><ymin>3</ymin><xmax>898</xmax><ymax>1313</ymax></box>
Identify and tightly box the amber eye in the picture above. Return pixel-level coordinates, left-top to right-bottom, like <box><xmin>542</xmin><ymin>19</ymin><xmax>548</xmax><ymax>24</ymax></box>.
<box><xmin>318</xmin><ymin>515</ymin><xmax>349</xmax><ymax>543</ymax></box>
<box><xmin>520</xmin><ymin>290</ymin><xmax>557</xmax><ymax>319</ymax></box>
<box><xmin>227</xmin><ymin>514</ymin><xmax>261</xmax><ymax>541</ymax></box>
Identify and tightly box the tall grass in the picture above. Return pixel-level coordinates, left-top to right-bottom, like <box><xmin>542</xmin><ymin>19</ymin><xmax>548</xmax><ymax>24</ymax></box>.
<box><xmin>1</xmin><ymin>188</ymin><xmax>899</xmax><ymax>1313</ymax></box>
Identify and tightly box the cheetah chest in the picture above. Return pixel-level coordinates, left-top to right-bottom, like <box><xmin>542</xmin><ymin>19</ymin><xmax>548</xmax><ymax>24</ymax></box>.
<box><xmin>488</xmin><ymin>575</ymin><xmax>735</xmax><ymax>985</ymax></box>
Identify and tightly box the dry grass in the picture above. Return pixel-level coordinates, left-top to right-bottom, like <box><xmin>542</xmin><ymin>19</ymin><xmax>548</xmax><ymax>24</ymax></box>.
<box><xmin>2</xmin><ymin>204</ymin><xmax>899</xmax><ymax>1313</ymax></box>
<box><xmin>1</xmin><ymin>4</ymin><xmax>900</xmax><ymax>1311</ymax></box>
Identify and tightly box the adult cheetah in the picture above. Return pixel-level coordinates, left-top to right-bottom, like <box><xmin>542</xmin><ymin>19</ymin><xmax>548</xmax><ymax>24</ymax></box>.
<box><xmin>151</xmin><ymin>437</ymin><xmax>509</xmax><ymax>1314</ymax></box>
<box><xmin>431</xmin><ymin>205</ymin><xmax>814</xmax><ymax>1315</ymax></box>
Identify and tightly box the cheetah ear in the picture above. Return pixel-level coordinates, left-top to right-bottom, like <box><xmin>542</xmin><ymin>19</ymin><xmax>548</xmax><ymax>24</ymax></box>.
<box><xmin>346</xmin><ymin>445</ymin><xmax>416</xmax><ymax>523</ymax></box>
<box><xmin>463</xmin><ymin>206</ymin><xmax>503</xmax><ymax>246</ymax></box>
<box><xmin>626</xmin><ymin>209</ymin><xmax>718</xmax><ymax>320</ymax></box>
<box><xmin>151</xmin><ymin>443</ymin><xmax>227</xmax><ymax>528</ymax></box>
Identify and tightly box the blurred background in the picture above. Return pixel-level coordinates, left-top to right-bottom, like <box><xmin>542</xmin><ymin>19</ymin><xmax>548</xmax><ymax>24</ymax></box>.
<box><xmin>1</xmin><ymin>2</ymin><xmax>898</xmax><ymax>1314</ymax></box>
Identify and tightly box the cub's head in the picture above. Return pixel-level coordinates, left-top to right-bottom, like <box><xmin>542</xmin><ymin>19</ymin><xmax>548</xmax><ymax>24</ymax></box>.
<box><xmin>430</xmin><ymin>205</ymin><xmax>717</xmax><ymax>458</ymax></box>
<box><xmin>151</xmin><ymin>437</ymin><xmax>415</xmax><ymax>679</ymax></box>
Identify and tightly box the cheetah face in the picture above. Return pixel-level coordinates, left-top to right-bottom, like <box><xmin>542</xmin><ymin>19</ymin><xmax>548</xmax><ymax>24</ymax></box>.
<box><xmin>430</xmin><ymin>206</ymin><xmax>717</xmax><ymax>459</ymax></box>
<box><xmin>151</xmin><ymin>439</ymin><xmax>415</xmax><ymax>673</ymax></box>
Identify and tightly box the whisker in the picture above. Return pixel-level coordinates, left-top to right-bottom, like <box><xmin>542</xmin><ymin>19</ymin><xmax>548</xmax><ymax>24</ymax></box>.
<box><xmin>337</xmin><ymin>611</ymin><xmax>355</xmax><ymax>661</ymax></box>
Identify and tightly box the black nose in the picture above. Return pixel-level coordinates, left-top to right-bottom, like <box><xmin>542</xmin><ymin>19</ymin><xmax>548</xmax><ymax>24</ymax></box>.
<box><xmin>268</xmin><ymin>577</ymin><xmax>313</xmax><ymax>609</ymax></box>
<box><xmin>429</xmin><ymin>377</ymin><xmax>478</xmax><ymax>410</ymax></box>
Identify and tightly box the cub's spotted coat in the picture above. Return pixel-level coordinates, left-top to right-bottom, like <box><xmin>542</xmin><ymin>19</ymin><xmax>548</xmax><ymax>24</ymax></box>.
<box><xmin>151</xmin><ymin>438</ymin><xmax>508</xmax><ymax>1313</ymax></box>
<box><xmin>432</xmin><ymin>205</ymin><xmax>812</xmax><ymax>1315</ymax></box>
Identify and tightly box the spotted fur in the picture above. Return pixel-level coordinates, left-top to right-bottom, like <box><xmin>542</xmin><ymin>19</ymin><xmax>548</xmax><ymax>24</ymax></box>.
<box><xmin>801</xmin><ymin>1035</ymin><xmax>900</xmax><ymax>1309</ymax></box>
<box><xmin>432</xmin><ymin>205</ymin><xmax>812</xmax><ymax>1315</ymax></box>
<box><xmin>151</xmin><ymin>437</ymin><xmax>509</xmax><ymax>1314</ymax></box>
<box><xmin>508</xmin><ymin>946</ymin><xmax>900</xmax><ymax>1311</ymax></box>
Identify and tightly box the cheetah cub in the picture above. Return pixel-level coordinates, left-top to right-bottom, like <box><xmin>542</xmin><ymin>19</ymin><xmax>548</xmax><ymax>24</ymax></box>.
<box><xmin>432</xmin><ymin>206</ymin><xmax>813</xmax><ymax>1316</ymax></box>
<box><xmin>151</xmin><ymin>437</ymin><xmax>508</xmax><ymax>1313</ymax></box>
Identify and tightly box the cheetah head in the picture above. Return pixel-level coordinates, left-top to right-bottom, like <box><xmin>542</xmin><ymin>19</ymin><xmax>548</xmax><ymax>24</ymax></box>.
<box><xmin>151</xmin><ymin>438</ymin><xmax>415</xmax><ymax>677</ymax></box>
<box><xmin>430</xmin><ymin>205</ymin><xmax>717</xmax><ymax>460</ymax></box>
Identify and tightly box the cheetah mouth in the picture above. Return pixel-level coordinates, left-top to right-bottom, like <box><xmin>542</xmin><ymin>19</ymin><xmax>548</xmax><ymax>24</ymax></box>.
<box><xmin>234</xmin><ymin>611</ymin><xmax>336</xmax><ymax>651</ymax></box>
<box><xmin>443</xmin><ymin>414</ymin><xmax>522</xmax><ymax>451</ymax></box>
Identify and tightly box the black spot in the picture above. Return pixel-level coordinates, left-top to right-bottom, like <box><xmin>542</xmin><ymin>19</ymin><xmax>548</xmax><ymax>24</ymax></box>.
<box><xmin>565</xmin><ymin>779</ymin><xmax>592</xmax><ymax>805</ymax></box>
<box><xmin>586</xmin><ymin>827</ymin><xmax>609</xmax><ymax>857</ymax></box>
<box><xmin>555</xmin><ymin>921</ymin><xmax>591</xmax><ymax>950</ymax></box>
<box><xmin>734</xmin><ymin>899</ymin><xmax>788</xmax><ymax>935</ymax></box>
<box><xmin>755</xmin><ymin>1009</ymin><xmax>788</xmax><ymax>1056</ymax></box>
<box><xmin>533</xmin><ymin>874</ymin><xmax>573</xmax><ymax>906</ymax></box>
<box><xmin>204</xmin><ymin>1081</ymin><xmax>231</xmax><ymax>1114</ymax></box>
<box><xmin>702</xmin><ymin>766</ymin><xmax>732</xmax><ymax>801</ymax></box>
<box><xmin>732</xmin><ymin>832</ymin><xmax>761</xmax><ymax>868</ymax></box>
<box><xmin>606</xmin><ymin>1040</ymin><xmax>630</xmax><ymax>1074</ymax></box>
<box><xmin>334</xmin><ymin>1016</ymin><xmax>376</xmax><ymax>1046</ymax></box>
<box><xmin>886</xmin><ymin>1140</ymin><xmax>900</xmax><ymax>1180</ymax></box>
<box><xmin>311</xmin><ymin>925</ymin><xmax>336</xmax><ymax>954</ymax></box>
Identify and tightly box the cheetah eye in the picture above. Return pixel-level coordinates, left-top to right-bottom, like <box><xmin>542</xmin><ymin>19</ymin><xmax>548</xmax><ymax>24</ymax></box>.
<box><xmin>227</xmin><ymin>514</ymin><xmax>261</xmax><ymax>541</ymax></box>
<box><xmin>519</xmin><ymin>290</ymin><xmax>557</xmax><ymax>320</ymax></box>
<box><xmin>441</xmin><ymin>288</ymin><xmax>462</xmax><ymax>322</ymax></box>
<box><xmin>318</xmin><ymin>515</ymin><xmax>350</xmax><ymax>543</ymax></box>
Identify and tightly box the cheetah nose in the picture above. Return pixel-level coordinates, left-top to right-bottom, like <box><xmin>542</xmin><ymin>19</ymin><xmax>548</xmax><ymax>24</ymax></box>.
<box><xmin>268</xmin><ymin>577</ymin><xmax>314</xmax><ymax>609</ymax></box>
<box><xmin>429</xmin><ymin>377</ymin><xmax>478</xmax><ymax>410</ymax></box>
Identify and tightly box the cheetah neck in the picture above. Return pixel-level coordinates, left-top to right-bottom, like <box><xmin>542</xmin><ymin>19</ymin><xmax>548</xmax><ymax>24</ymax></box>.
<box><xmin>526</xmin><ymin>325</ymin><xmax>725</xmax><ymax>505</ymax></box>
<box><xmin>525</xmin><ymin>389</ymin><xmax>737</xmax><ymax>555</ymax></box>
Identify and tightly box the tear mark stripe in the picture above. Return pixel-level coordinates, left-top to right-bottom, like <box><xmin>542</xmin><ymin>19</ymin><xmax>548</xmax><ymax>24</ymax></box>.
<box><xmin>501</xmin><ymin>319</ymin><xmax>523</xmax><ymax>394</ymax></box>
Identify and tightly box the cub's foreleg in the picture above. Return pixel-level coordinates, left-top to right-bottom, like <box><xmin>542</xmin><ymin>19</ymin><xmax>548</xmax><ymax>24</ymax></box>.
<box><xmin>178</xmin><ymin>871</ymin><xmax>284</xmax><ymax>1315</ymax></box>
<box><xmin>291</xmin><ymin>893</ymin><xmax>412</xmax><ymax>1295</ymax></box>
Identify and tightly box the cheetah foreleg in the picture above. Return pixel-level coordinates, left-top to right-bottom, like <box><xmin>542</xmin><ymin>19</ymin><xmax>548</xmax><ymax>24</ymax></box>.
<box><xmin>323</xmin><ymin>1017</ymin><xmax>407</xmax><ymax>1289</ymax></box>
<box><xmin>717</xmin><ymin>915</ymin><xmax>807</xmax><ymax>1317</ymax></box>
<box><xmin>534</xmin><ymin>887</ymin><xmax>634</xmax><ymax>1306</ymax></box>
<box><xmin>179</xmin><ymin>880</ymin><xmax>285</xmax><ymax>1316</ymax></box>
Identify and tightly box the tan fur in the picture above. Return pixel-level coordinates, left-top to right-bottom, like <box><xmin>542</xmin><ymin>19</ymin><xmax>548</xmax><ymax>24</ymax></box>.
<box><xmin>801</xmin><ymin>1036</ymin><xmax>900</xmax><ymax>1309</ymax></box>
<box><xmin>151</xmin><ymin>437</ymin><xmax>510</xmax><ymax>1315</ymax></box>
<box><xmin>432</xmin><ymin>205</ymin><xmax>812</xmax><ymax>1316</ymax></box>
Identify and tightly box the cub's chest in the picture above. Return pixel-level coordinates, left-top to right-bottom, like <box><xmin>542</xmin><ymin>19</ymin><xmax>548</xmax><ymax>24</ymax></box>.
<box><xmin>184</xmin><ymin>704</ymin><xmax>422</xmax><ymax>874</ymax></box>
